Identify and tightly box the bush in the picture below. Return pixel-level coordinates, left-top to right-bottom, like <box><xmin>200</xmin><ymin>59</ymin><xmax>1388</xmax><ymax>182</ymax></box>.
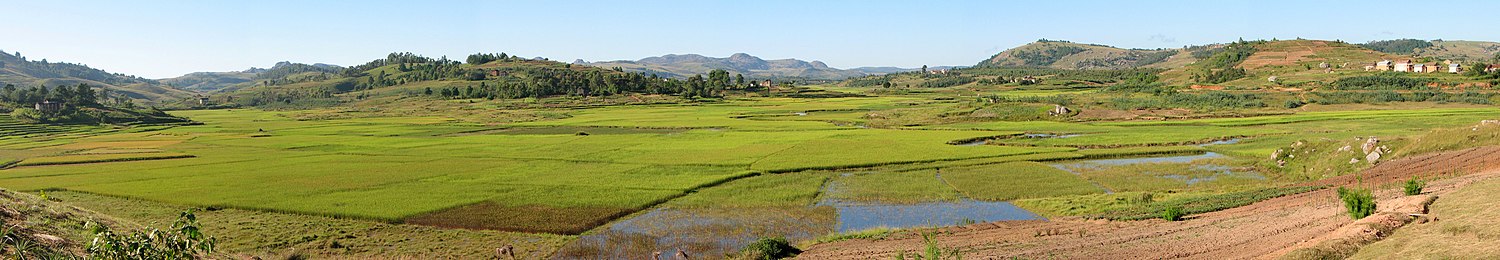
<box><xmin>1284</xmin><ymin>100</ymin><xmax>1306</xmax><ymax>109</ymax></box>
<box><xmin>10</xmin><ymin>108</ymin><xmax>43</xmax><ymax>123</ymax></box>
<box><xmin>1161</xmin><ymin>205</ymin><xmax>1184</xmax><ymax>221</ymax></box>
<box><xmin>741</xmin><ymin>237</ymin><xmax>800</xmax><ymax>260</ymax></box>
<box><xmin>894</xmin><ymin>233</ymin><xmax>962</xmax><ymax>260</ymax></box>
<box><xmin>1337</xmin><ymin>187</ymin><xmax>1376</xmax><ymax>219</ymax></box>
<box><xmin>87</xmin><ymin>210</ymin><xmax>217</xmax><ymax>259</ymax></box>
<box><xmin>1404</xmin><ymin>177</ymin><xmax>1425</xmax><ymax>196</ymax></box>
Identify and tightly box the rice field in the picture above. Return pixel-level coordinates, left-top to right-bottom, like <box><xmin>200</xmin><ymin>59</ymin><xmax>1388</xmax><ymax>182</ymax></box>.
<box><xmin>1</xmin><ymin>96</ymin><xmax>1496</xmax><ymax>257</ymax></box>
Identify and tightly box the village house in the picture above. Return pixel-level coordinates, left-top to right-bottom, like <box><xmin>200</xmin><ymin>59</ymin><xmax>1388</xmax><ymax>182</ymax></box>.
<box><xmin>34</xmin><ymin>100</ymin><xmax>63</xmax><ymax>113</ymax></box>
<box><xmin>1487</xmin><ymin>64</ymin><xmax>1500</xmax><ymax>73</ymax></box>
<box><xmin>1413</xmin><ymin>63</ymin><xmax>1430</xmax><ymax>73</ymax></box>
<box><xmin>1393</xmin><ymin>60</ymin><xmax>1413</xmax><ymax>72</ymax></box>
<box><xmin>1450</xmin><ymin>63</ymin><xmax>1463</xmax><ymax>73</ymax></box>
<box><xmin>1013</xmin><ymin>76</ymin><xmax>1042</xmax><ymax>85</ymax></box>
<box><xmin>197</xmin><ymin>96</ymin><xmax>212</xmax><ymax>106</ymax></box>
<box><xmin>1375</xmin><ymin>60</ymin><xmax>1392</xmax><ymax>71</ymax></box>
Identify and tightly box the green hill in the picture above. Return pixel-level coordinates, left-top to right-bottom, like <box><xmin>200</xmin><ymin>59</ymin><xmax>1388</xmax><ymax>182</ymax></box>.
<box><xmin>975</xmin><ymin>40</ymin><xmax>1182</xmax><ymax>69</ymax></box>
<box><xmin>218</xmin><ymin>52</ymin><xmax>744</xmax><ymax>109</ymax></box>
<box><xmin>1411</xmin><ymin>40</ymin><xmax>1500</xmax><ymax>62</ymax></box>
<box><xmin>0</xmin><ymin>50</ymin><xmax>195</xmax><ymax>104</ymax></box>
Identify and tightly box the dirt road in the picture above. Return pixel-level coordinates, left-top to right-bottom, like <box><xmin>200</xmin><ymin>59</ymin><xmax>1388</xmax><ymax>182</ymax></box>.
<box><xmin>797</xmin><ymin>147</ymin><xmax>1500</xmax><ymax>259</ymax></box>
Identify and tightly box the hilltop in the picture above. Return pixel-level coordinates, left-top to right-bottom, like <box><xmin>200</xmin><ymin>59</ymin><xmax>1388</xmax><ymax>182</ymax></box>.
<box><xmin>161</xmin><ymin>62</ymin><xmax>344</xmax><ymax>93</ymax></box>
<box><xmin>1410</xmin><ymin>40</ymin><xmax>1500</xmax><ymax>61</ymax></box>
<box><xmin>576</xmin><ymin>53</ymin><xmax>889</xmax><ymax>80</ymax></box>
<box><xmin>0</xmin><ymin>51</ymin><xmax>195</xmax><ymax>104</ymax></box>
<box><xmin>975</xmin><ymin>40</ymin><xmax>1186</xmax><ymax>69</ymax></box>
<box><xmin>1157</xmin><ymin>39</ymin><xmax>1414</xmax><ymax>87</ymax></box>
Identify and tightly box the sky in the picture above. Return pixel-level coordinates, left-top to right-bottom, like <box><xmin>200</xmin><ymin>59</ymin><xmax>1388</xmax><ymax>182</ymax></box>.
<box><xmin>4</xmin><ymin>0</ymin><xmax>1498</xmax><ymax>79</ymax></box>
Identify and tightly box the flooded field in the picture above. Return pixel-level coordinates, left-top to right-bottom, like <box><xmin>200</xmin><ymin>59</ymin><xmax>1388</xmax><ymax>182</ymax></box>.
<box><xmin>818</xmin><ymin>199</ymin><xmax>1041</xmax><ymax>232</ymax></box>
<box><xmin>552</xmin><ymin>207</ymin><xmax>835</xmax><ymax>259</ymax></box>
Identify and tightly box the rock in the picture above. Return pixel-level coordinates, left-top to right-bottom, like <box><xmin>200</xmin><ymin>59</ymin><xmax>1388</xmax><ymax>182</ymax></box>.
<box><xmin>32</xmin><ymin>233</ymin><xmax>65</xmax><ymax>245</ymax></box>
<box><xmin>1338</xmin><ymin>145</ymin><xmax>1352</xmax><ymax>152</ymax></box>
<box><xmin>1350</xmin><ymin>158</ymin><xmax>1360</xmax><ymax>164</ymax></box>
<box><xmin>1362</xmin><ymin>137</ymin><xmax>1380</xmax><ymax>154</ymax></box>
<box><xmin>1277</xmin><ymin>160</ymin><xmax>1286</xmax><ymax>167</ymax></box>
<box><xmin>1367</xmin><ymin>151</ymin><xmax>1382</xmax><ymax>164</ymax></box>
<box><xmin>1271</xmin><ymin>149</ymin><xmax>1283</xmax><ymax>160</ymax></box>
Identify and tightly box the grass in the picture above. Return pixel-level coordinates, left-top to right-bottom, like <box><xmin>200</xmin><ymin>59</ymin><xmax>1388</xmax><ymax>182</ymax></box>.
<box><xmin>1086</xmin><ymin>186</ymin><xmax>1324</xmax><ymax>221</ymax></box>
<box><xmin>2</xmin><ymin>92</ymin><xmax>1493</xmax><ymax>257</ymax></box>
<box><xmin>13</xmin><ymin>152</ymin><xmax>195</xmax><ymax>167</ymax></box>
<box><xmin>1351</xmin><ymin>177</ymin><xmax>1500</xmax><ymax>259</ymax></box>
<box><xmin>813</xmin><ymin>227</ymin><xmax>898</xmax><ymax>244</ymax></box>
<box><xmin>48</xmin><ymin>191</ymin><xmax>568</xmax><ymax>259</ymax></box>
<box><xmin>823</xmin><ymin>170</ymin><xmax>961</xmax><ymax>203</ymax></box>
<box><xmin>938</xmin><ymin>162</ymin><xmax>1104</xmax><ymax>201</ymax></box>
<box><xmin>666</xmin><ymin>172</ymin><xmax>833</xmax><ymax>208</ymax></box>
<box><xmin>1066</xmin><ymin>159</ymin><xmax>1268</xmax><ymax>192</ymax></box>
<box><xmin>1015</xmin><ymin>191</ymin><xmax>1201</xmax><ymax>217</ymax></box>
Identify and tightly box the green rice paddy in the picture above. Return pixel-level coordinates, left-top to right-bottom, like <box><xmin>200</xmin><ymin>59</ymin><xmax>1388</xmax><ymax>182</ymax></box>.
<box><xmin>1</xmin><ymin>96</ymin><xmax>1497</xmax><ymax>257</ymax></box>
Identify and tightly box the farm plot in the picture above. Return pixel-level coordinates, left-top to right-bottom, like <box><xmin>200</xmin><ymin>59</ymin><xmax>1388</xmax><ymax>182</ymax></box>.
<box><xmin>0</xmin><ymin>107</ymin><xmax>1056</xmax><ymax>235</ymax></box>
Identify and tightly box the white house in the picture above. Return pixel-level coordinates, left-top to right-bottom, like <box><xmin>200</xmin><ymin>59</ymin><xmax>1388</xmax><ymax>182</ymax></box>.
<box><xmin>1393</xmin><ymin>60</ymin><xmax>1413</xmax><ymax>72</ymax></box>
<box><xmin>1450</xmin><ymin>63</ymin><xmax>1463</xmax><ymax>73</ymax></box>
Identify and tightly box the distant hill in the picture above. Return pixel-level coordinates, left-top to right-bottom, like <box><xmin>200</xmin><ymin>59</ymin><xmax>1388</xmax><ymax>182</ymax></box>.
<box><xmin>1411</xmin><ymin>40</ymin><xmax>1500</xmax><ymax>62</ymax></box>
<box><xmin>161</xmin><ymin>71</ymin><xmax>255</xmax><ymax>92</ymax></box>
<box><xmin>162</xmin><ymin>62</ymin><xmax>344</xmax><ymax>93</ymax></box>
<box><xmin>976</xmin><ymin>40</ymin><xmax>1182</xmax><ymax>69</ymax></box>
<box><xmin>0</xmin><ymin>51</ymin><xmax>195</xmax><ymax>103</ymax></box>
<box><xmin>1157</xmin><ymin>39</ymin><xmax>1412</xmax><ymax>87</ymax></box>
<box><xmin>576</xmin><ymin>53</ymin><xmax>885</xmax><ymax>80</ymax></box>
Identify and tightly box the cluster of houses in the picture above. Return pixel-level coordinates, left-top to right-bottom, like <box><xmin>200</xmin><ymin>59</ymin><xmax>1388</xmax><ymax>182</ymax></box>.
<box><xmin>1365</xmin><ymin>59</ymin><xmax>1463</xmax><ymax>73</ymax></box>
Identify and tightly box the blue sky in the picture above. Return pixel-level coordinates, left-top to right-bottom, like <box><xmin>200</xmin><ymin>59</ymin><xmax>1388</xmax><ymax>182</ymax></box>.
<box><xmin>3</xmin><ymin>0</ymin><xmax>1497</xmax><ymax>78</ymax></box>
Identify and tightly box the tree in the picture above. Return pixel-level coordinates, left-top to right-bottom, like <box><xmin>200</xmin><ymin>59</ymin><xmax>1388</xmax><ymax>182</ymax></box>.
<box><xmin>735</xmin><ymin>73</ymin><xmax>745</xmax><ymax>87</ymax></box>
<box><xmin>921</xmin><ymin>65</ymin><xmax>928</xmax><ymax>74</ymax></box>
<box><xmin>424</xmin><ymin>87</ymin><xmax>433</xmax><ymax>95</ymax></box>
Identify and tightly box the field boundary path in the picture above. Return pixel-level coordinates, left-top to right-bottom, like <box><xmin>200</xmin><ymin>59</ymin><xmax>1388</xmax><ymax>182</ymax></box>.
<box><xmin>796</xmin><ymin>146</ymin><xmax>1500</xmax><ymax>259</ymax></box>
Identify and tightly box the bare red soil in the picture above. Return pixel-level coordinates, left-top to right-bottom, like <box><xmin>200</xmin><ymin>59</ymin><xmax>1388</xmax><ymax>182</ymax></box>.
<box><xmin>797</xmin><ymin>147</ymin><xmax>1500</xmax><ymax>259</ymax></box>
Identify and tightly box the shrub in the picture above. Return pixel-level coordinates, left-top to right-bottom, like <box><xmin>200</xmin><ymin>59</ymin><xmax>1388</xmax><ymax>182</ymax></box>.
<box><xmin>741</xmin><ymin>237</ymin><xmax>800</xmax><ymax>260</ymax></box>
<box><xmin>10</xmin><ymin>108</ymin><xmax>43</xmax><ymax>123</ymax></box>
<box><xmin>87</xmin><ymin>210</ymin><xmax>217</xmax><ymax>259</ymax></box>
<box><xmin>1161</xmin><ymin>205</ymin><xmax>1184</xmax><ymax>221</ymax></box>
<box><xmin>894</xmin><ymin>233</ymin><xmax>962</xmax><ymax>260</ymax></box>
<box><xmin>1337</xmin><ymin>187</ymin><xmax>1376</xmax><ymax>219</ymax></box>
<box><xmin>1284</xmin><ymin>99</ymin><xmax>1306</xmax><ymax>109</ymax></box>
<box><xmin>1403</xmin><ymin>177</ymin><xmax>1425</xmax><ymax>196</ymax></box>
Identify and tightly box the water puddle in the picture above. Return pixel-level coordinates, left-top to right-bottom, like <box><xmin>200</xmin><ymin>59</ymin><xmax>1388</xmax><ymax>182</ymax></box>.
<box><xmin>1159</xmin><ymin>165</ymin><xmax>1267</xmax><ymax>185</ymax></box>
<box><xmin>817</xmin><ymin>171</ymin><xmax>1043</xmax><ymax>232</ymax></box>
<box><xmin>1046</xmin><ymin>138</ymin><xmax>1263</xmax><ymax>191</ymax></box>
<box><xmin>816</xmin><ymin>199</ymin><xmax>1042</xmax><ymax>232</ymax></box>
<box><xmin>553</xmin><ymin>207</ymin><xmax>835</xmax><ymax>259</ymax></box>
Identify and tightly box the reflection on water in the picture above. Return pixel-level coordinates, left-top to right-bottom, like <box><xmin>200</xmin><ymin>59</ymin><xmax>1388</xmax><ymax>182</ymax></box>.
<box><xmin>1053</xmin><ymin>152</ymin><xmax>1228</xmax><ymax>170</ymax></box>
<box><xmin>1161</xmin><ymin>164</ymin><xmax>1267</xmax><ymax>185</ymax></box>
<box><xmin>552</xmin><ymin>207</ymin><xmax>835</xmax><ymax>259</ymax></box>
<box><xmin>817</xmin><ymin>199</ymin><xmax>1042</xmax><ymax>232</ymax></box>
